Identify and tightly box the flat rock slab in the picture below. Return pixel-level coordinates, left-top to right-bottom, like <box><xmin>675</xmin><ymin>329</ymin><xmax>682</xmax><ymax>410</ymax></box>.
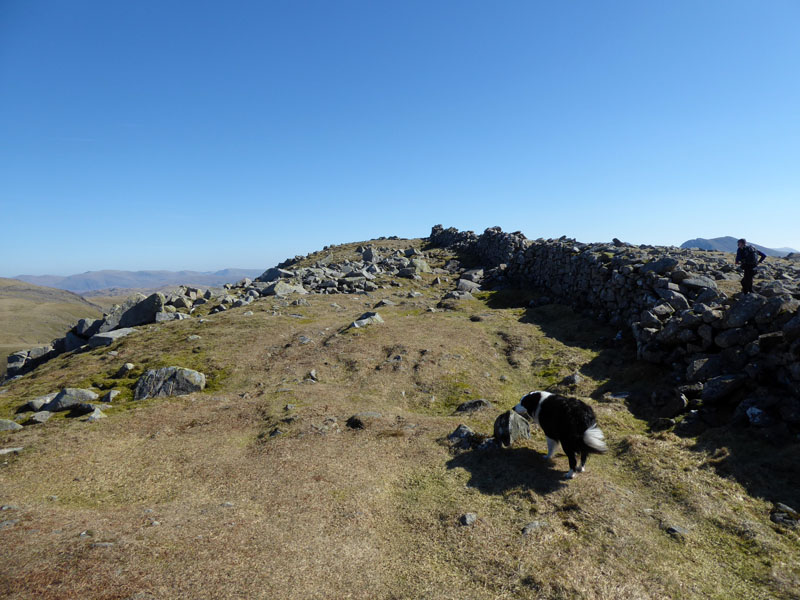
<box><xmin>134</xmin><ymin>367</ymin><xmax>206</xmax><ymax>401</ymax></box>
<box><xmin>88</xmin><ymin>328</ymin><xmax>136</xmax><ymax>348</ymax></box>
<box><xmin>43</xmin><ymin>388</ymin><xmax>100</xmax><ymax>412</ymax></box>
<box><xmin>0</xmin><ymin>419</ymin><xmax>23</xmax><ymax>432</ymax></box>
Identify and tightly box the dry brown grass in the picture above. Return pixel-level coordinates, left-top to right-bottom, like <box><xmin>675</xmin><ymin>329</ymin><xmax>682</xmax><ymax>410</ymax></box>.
<box><xmin>1</xmin><ymin>241</ymin><xmax>799</xmax><ymax>599</ymax></box>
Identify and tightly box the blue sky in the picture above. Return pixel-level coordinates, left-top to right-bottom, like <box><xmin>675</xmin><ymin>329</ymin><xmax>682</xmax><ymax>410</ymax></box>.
<box><xmin>2</xmin><ymin>1</ymin><xmax>799</xmax><ymax>276</ymax></box>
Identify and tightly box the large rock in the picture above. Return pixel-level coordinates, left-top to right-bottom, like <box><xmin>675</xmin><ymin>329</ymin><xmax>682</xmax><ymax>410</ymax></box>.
<box><xmin>134</xmin><ymin>367</ymin><xmax>207</xmax><ymax>401</ymax></box>
<box><xmin>493</xmin><ymin>410</ymin><xmax>531</xmax><ymax>448</ymax></box>
<box><xmin>88</xmin><ymin>328</ymin><xmax>136</xmax><ymax>348</ymax></box>
<box><xmin>42</xmin><ymin>388</ymin><xmax>99</xmax><ymax>412</ymax></box>
<box><xmin>22</xmin><ymin>392</ymin><xmax>58</xmax><ymax>412</ymax></box>
<box><xmin>75</xmin><ymin>318</ymin><xmax>103</xmax><ymax>338</ymax></box>
<box><xmin>0</xmin><ymin>419</ymin><xmax>23</xmax><ymax>432</ymax></box>
<box><xmin>261</xmin><ymin>280</ymin><xmax>308</xmax><ymax>297</ymax></box>
<box><xmin>98</xmin><ymin>293</ymin><xmax>166</xmax><ymax>333</ymax></box>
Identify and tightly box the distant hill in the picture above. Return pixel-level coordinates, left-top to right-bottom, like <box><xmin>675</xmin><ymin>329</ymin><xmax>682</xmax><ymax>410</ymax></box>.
<box><xmin>12</xmin><ymin>268</ymin><xmax>263</xmax><ymax>293</ymax></box>
<box><xmin>680</xmin><ymin>236</ymin><xmax>798</xmax><ymax>257</ymax></box>
<box><xmin>0</xmin><ymin>278</ymin><xmax>102</xmax><ymax>378</ymax></box>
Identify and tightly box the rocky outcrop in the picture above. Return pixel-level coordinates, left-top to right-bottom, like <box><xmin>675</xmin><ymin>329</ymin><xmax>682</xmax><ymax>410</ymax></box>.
<box><xmin>6</xmin><ymin>287</ymin><xmax>209</xmax><ymax>380</ymax></box>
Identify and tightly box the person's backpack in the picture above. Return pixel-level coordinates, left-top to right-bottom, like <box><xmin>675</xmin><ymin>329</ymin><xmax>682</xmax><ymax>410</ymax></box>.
<box><xmin>742</xmin><ymin>245</ymin><xmax>760</xmax><ymax>266</ymax></box>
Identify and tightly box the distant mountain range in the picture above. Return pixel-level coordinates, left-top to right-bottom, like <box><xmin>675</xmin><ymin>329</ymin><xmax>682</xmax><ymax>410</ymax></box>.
<box><xmin>12</xmin><ymin>269</ymin><xmax>264</xmax><ymax>293</ymax></box>
<box><xmin>680</xmin><ymin>237</ymin><xmax>798</xmax><ymax>257</ymax></box>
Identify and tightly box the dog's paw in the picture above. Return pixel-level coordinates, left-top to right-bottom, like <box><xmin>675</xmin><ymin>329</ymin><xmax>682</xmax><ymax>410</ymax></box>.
<box><xmin>576</xmin><ymin>465</ymin><xmax>585</xmax><ymax>473</ymax></box>
<box><xmin>563</xmin><ymin>470</ymin><xmax>576</xmax><ymax>479</ymax></box>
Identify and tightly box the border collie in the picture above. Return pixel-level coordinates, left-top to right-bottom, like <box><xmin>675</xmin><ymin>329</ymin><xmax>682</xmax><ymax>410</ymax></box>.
<box><xmin>514</xmin><ymin>391</ymin><xmax>607</xmax><ymax>479</ymax></box>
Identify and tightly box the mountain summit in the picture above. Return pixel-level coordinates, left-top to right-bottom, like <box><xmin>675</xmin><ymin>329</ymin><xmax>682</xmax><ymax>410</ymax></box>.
<box><xmin>680</xmin><ymin>236</ymin><xmax>797</xmax><ymax>257</ymax></box>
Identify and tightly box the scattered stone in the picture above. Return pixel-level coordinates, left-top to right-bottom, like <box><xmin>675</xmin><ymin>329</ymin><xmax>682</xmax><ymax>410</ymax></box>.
<box><xmin>522</xmin><ymin>521</ymin><xmax>549</xmax><ymax>535</ymax></box>
<box><xmin>0</xmin><ymin>448</ymin><xmax>23</xmax><ymax>456</ymax></box>
<box><xmin>101</xmin><ymin>390</ymin><xmax>120</xmax><ymax>403</ymax></box>
<box><xmin>459</xmin><ymin>513</ymin><xmax>478</xmax><ymax>526</ymax></box>
<box><xmin>0</xmin><ymin>519</ymin><xmax>19</xmax><ymax>530</ymax></box>
<box><xmin>349</xmin><ymin>312</ymin><xmax>384</xmax><ymax>328</ymax></box>
<box><xmin>448</xmin><ymin>425</ymin><xmax>476</xmax><ymax>449</ymax></box>
<box><xmin>115</xmin><ymin>363</ymin><xmax>135</xmax><ymax>378</ymax></box>
<box><xmin>85</xmin><ymin>408</ymin><xmax>107</xmax><ymax>422</ymax></box>
<box><xmin>455</xmin><ymin>399</ymin><xmax>492</xmax><ymax>413</ymax></box>
<box><xmin>346</xmin><ymin>412</ymin><xmax>383</xmax><ymax>429</ymax></box>
<box><xmin>665</xmin><ymin>525</ymin><xmax>689</xmax><ymax>539</ymax></box>
<box><xmin>26</xmin><ymin>411</ymin><xmax>52</xmax><ymax>425</ymax></box>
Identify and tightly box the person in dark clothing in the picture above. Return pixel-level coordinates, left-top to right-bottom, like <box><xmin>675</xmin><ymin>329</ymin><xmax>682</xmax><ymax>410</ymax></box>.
<box><xmin>735</xmin><ymin>238</ymin><xmax>766</xmax><ymax>293</ymax></box>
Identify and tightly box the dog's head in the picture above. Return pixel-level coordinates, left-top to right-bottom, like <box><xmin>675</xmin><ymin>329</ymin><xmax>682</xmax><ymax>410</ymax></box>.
<box><xmin>513</xmin><ymin>391</ymin><xmax>551</xmax><ymax>421</ymax></box>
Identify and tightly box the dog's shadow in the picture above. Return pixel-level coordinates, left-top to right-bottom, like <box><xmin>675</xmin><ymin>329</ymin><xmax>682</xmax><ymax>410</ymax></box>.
<box><xmin>446</xmin><ymin>446</ymin><xmax>565</xmax><ymax>496</ymax></box>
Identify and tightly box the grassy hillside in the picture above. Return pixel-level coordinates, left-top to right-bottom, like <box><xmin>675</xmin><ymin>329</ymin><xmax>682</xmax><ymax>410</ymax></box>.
<box><xmin>1</xmin><ymin>240</ymin><xmax>798</xmax><ymax>600</ymax></box>
<box><xmin>0</xmin><ymin>278</ymin><xmax>102</xmax><ymax>378</ymax></box>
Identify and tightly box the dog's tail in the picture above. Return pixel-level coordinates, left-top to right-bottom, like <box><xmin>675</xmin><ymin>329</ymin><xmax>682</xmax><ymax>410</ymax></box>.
<box><xmin>583</xmin><ymin>424</ymin><xmax>607</xmax><ymax>453</ymax></box>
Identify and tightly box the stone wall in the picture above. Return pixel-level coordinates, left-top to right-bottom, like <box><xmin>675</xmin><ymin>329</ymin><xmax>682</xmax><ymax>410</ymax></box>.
<box><xmin>429</xmin><ymin>225</ymin><xmax>800</xmax><ymax>436</ymax></box>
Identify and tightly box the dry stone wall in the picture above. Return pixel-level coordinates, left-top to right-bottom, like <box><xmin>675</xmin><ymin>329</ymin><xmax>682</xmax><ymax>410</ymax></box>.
<box><xmin>429</xmin><ymin>225</ymin><xmax>800</xmax><ymax>436</ymax></box>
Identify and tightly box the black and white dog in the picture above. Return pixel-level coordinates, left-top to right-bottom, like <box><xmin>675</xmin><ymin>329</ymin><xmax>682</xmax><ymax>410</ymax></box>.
<box><xmin>514</xmin><ymin>391</ymin><xmax>607</xmax><ymax>479</ymax></box>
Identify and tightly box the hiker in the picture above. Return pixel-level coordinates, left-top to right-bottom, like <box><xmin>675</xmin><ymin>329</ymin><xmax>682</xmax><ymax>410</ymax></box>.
<box><xmin>734</xmin><ymin>238</ymin><xmax>766</xmax><ymax>294</ymax></box>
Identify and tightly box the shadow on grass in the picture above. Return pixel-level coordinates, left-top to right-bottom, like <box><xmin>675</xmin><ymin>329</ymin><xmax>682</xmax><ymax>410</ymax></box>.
<box><xmin>485</xmin><ymin>290</ymin><xmax>670</xmax><ymax>421</ymax></box>
<box><xmin>690</xmin><ymin>428</ymin><xmax>800</xmax><ymax>508</ymax></box>
<box><xmin>446</xmin><ymin>447</ymin><xmax>565</xmax><ymax>496</ymax></box>
<box><xmin>485</xmin><ymin>288</ymin><xmax>800</xmax><ymax>509</ymax></box>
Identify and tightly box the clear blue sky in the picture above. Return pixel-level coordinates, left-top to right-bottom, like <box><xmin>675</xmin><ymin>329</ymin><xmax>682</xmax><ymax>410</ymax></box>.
<box><xmin>2</xmin><ymin>0</ymin><xmax>799</xmax><ymax>276</ymax></box>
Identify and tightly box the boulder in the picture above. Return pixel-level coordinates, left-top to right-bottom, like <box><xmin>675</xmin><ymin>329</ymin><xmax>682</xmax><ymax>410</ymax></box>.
<box><xmin>0</xmin><ymin>419</ymin><xmax>23</xmax><ymax>432</ymax></box>
<box><xmin>493</xmin><ymin>410</ymin><xmax>531</xmax><ymax>448</ymax></box>
<box><xmin>261</xmin><ymin>280</ymin><xmax>308</xmax><ymax>297</ymax></box>
<box><xmin>133</xmin><ymin>367</ymin><xmax>206</xmax><ymax>401</ymax></box>
<box><xmin>457</xmin><ymin>279</ymin><xmax>481</xmax><ymax>293</ymax></box>
<box><xmin>22</xmin><ymin>393</ymin><xmax>58</xmax><ymax>412</ymax></box>
<box><xmin>26</xmin><ymin>411</ymin><xmax>53</xmax><ymax>425</ymax></box>
<box><xmin>75</xmin><ymin>318</ymin><xmax>103</xmax><ymax>338</ymax></box>
<box><xmin>43</xmin><ymin>388</ymin><xmax>100</xmax><ymax>412</ymax></box>
<box><xmin>99</xmin><ymin>293</ymin><xmax>166</xmax><ymax>333</ymax></box>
